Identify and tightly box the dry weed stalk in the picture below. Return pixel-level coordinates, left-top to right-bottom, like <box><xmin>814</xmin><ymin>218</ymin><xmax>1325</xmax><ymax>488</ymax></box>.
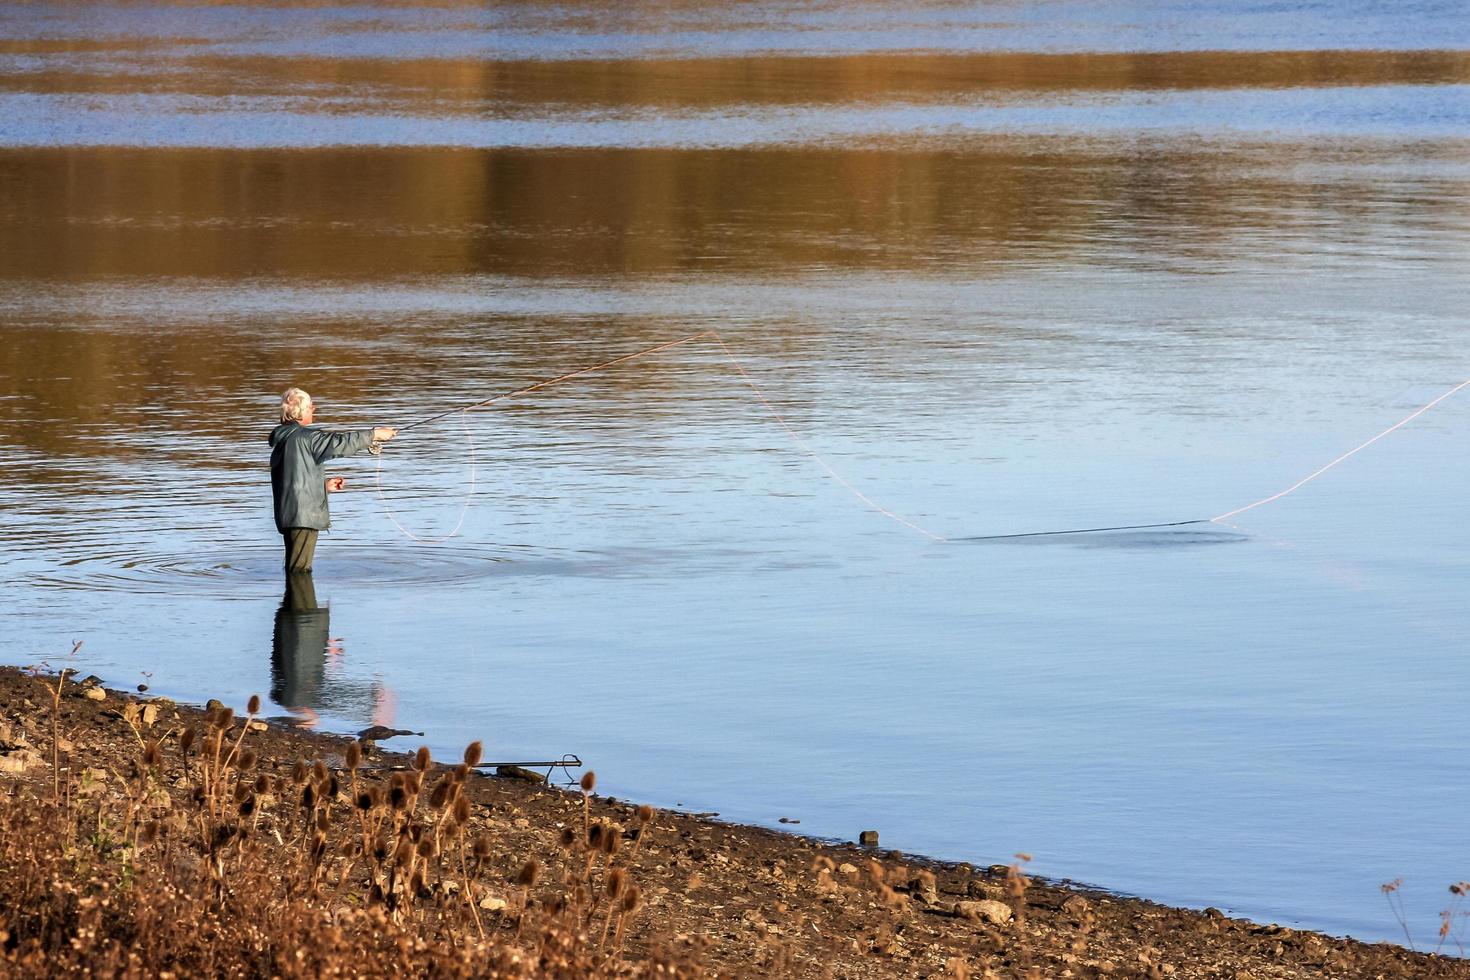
<box><xmin>0</xmin><ymin>688</ymin><xmax>698</xmax><ymax>979</ymax></box>
<box><xmin>45</xmin><ymin>667</ymin><xmax>70</xmax><ymax>803</ymax></box>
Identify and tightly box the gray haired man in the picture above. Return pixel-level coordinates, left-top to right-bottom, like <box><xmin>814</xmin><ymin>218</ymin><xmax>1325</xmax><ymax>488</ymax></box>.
<box><xmin>269</xmin><ymin>387</ymin><xmax>397</xmax><ymax>572</ymax></box>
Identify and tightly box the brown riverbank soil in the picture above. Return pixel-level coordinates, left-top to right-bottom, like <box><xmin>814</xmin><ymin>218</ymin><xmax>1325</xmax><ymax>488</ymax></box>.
<box><xmin>0</xmin><ymin>666</ymin><xmax>1461</xmax><ymax>979</ymax></box>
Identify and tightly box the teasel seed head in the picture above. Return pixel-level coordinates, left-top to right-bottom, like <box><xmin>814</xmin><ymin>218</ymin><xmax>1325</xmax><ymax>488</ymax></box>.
<box><xmin>580</xmin><ymin>771</ymin><xmax>596</xmax><ymax>794</ymax></box>
<box><xmin>462</xmin><ymin>741</ymin><xmax>483</xmax><ymax>768</ymax></box>
<box><xmin>605</xmin><ymin>867</ymin><xmax>627</xmax><ymax>900</ymax></box>
<box><xmin>413</xmin><ymin>746</ymin><xmax>431</xmax><ymax>772</ymax></box>
<box><xmin>179</xmin><ymin>728</ymin><xmax>196</xmax><ymax>754</ymax></box>
<box><xmin>429</xmin><ymin>780</ymin><xmax>450</xmax><ymax>810</ymax></box>
<box><xmin>142</xmin><ymin>739</ymin><xmax>162</xmax><ymax>769</ymax></box>
<box><xmin>559</xmin><ymin>827</ymin><xmax>577</xmax><ymax>850</ymax></box>
<box><xmin>216</xmin><ymin>707</ymin><xmax>235</xmax><ymax>730</ymax></box>
<box><xmin>356</xmin><ymin>791</ymin><xmax>373</xmax><ymax>812</ymax></box>
<box><xmin>312</xmin><ymin>760</ymin><xmax>328</xmax><ymax>784</ymax></box>
<box><xmin>472</xmin><ymin>835</ymin><xmax>492</xmax><ymax>861</ymax></box>
<box><xmin>291</xmin><ymin>761</ymin><xmax>308</xmax><ymax>785</ymax></box>
<box><xmin>239</xmin><ymin>749</ymin><xmax>257</xmax><ymax>771</ymax></box>
<box><xmin>239</xmin><ymin>794</ymin><xmax>256</xmax><ymax>817</ymax></box>
<box><xmin>316</xmin><ymin>809</ymin><xmax>329</xmax><ymax>832</ymax></box>
<box><xmin>246</xmin><ymin>694</ymin><xmax>261</xmax><ymax>716</ymax></box>
<box><xmin>301</xmin><ymin>784</ymin><xmax>316</xmax><ymax>809</ymax></box>
<box><xmin>254</xmin><ymin>773</ymin><xmax>269</xmax><ymax>794</ymax></box>
<box><xmin>405</xmin><ymin>771</ymin><xmax>421</xmax><ymax>795</ymax></box>
<box><xmin>453</xmin><ymin>794</ymin><xmax>470</xmax><ymax>825</ymax></box>
<box><xmin>602</xmin><ymin>827</ymin><xmax>621</xmax><ymax>857</ymax></box>
<box><xmin>394</xmin><ymin>838</ymin><xmax>414</xmax><ymax>869</ymax></box>
<box><xmin>621</xmin><ymin>883</ymin><xmax>642</xmax><ymax>913</ymax></box>
<box><xmin>345</xmin><ymin>741</ymin><xmax>361</xmax><ymax>770</ymax></box>
<box><xmin>389</xmin><ymin>786</ymin><xmax>407</xmax><ymax>812</ymax></box>
<box><xmin>416</xmin><ymin>837</ymin><xmax>437</xmax><ymax>859</ymax></box>
<box><xmin>588</xmin><ymin>823</ymin><xmax>604</xmax><ymax>850</ymax></box>
<box><xmin>518</xmin><ymin>859</ymin><xmax>541</xmax><ymax>887</ymax></box>
<box><xmin>389</xmin><ymin>771</ymin><xmax>407</xmax><ymax>790</ymax></box>
<box><xmin>636</xmin><ymin>804</ymin><xmax>654</xmax><ymax>824</ymax></box>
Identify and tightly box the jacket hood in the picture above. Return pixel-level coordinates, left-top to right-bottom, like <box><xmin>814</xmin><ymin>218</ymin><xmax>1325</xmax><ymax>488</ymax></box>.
<box><xmin>268</xmin><ymin>422</ymin><xmax>299</xmax><ymax>447</ymax></box>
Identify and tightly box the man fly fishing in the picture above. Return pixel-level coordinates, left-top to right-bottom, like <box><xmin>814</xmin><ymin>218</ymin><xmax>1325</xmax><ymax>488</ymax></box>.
<box><xmin>269</xmin><ymin>387</ymin><xmax>397</xmax><ymax>572</ymax></box>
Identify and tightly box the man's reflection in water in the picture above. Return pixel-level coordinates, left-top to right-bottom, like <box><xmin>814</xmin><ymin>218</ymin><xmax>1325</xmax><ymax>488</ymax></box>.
<box><xmin>271</xmin><ymin>572</ymin><xmax>394</xmax><ymax>728</ymax></box>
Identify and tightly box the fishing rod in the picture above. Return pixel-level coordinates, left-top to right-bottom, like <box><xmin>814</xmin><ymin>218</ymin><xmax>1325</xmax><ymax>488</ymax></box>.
<box><xmin>375</xmin><ymin>328</ymin><xmax>948</xmax><ymax>543</ymax></box>
<box><xmin>395</xmin><ymin>331</ymin><xmax>716</xmax><ymax>433</ymax></box>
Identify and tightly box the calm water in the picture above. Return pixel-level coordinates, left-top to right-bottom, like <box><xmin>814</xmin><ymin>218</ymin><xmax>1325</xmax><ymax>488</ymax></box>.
<box><xmin>4</xmin><ymin>0</ymin><xmax>1470</xmax><ymax>947</ymax></box>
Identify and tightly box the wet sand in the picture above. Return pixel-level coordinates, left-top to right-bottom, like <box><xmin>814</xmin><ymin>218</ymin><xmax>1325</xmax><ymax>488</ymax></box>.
<box><xmin>0</xmin><ymin>667</ymin><xmax>1461</xmax><ymax>978</ymax></box>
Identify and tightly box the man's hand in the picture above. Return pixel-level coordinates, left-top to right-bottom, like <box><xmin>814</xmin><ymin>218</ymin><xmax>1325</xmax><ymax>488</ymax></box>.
<box><xmin>325</xmin><ymin>477</ymin><xmax>346</xmax><ymax>493</ymax></box>
<box><xmin>373</xmin><ymin>427</ymin><xmax>398</xmax><ymax>443</ymax></box>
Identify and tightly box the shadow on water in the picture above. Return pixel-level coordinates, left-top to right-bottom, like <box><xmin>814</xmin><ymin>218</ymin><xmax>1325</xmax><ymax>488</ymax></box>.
<box><xmin>952</xmin><ymin>523</ymin><xmax>1248</xmax><ymax>549</ymax></box>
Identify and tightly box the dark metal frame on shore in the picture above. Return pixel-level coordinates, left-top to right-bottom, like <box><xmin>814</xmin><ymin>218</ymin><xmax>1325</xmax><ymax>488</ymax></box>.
<box><xmin>363</xmin><ymin>753</ymin><xmax>583</xmax><ymax>786</ymax></box>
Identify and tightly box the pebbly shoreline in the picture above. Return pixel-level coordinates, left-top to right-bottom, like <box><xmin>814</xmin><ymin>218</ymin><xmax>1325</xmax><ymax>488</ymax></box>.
<box><xmin>0</xmin><ymin>665</ymin><xmax>1461</xmax><ymax>979</ymax></box>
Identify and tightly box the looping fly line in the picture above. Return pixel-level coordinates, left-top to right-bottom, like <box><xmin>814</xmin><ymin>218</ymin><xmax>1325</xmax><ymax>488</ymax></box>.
<box><xmin>374</xmin><ymin>408</ymin><xmax>476</xmax><ymax>545</ymax></box>
<box><xmin>372</xmin><ymin>331</ymin><xmax>1470</xmax><ymax>544</ymax></box>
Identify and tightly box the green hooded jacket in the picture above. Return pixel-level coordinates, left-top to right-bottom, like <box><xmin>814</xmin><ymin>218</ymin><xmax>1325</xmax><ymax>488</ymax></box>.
<box><xmin>268</xmin><ymin>422</ymin><xmax>375</xmax><ymax>532</ymax></box>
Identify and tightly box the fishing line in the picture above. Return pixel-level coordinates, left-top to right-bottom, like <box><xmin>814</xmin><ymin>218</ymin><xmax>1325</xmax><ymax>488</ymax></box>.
<box><xmin>965</xmin><ymin>376</ymin><xmax>1470</xmax><ymax>540</ymax></box>
<box><xmin>374</xmin><ymin>408</ymin><xmax>475</xmax><ymax>544</ymax></box>
<box><xmin>373</xmin><ymin>333</ymin><xmax>1470</xmax><ymax>545</ymax></box>
<box><xmin>376</xmin><ymin>330</ymin><xmax>946</xmax><ymax>542</ymax></box>
<box><xmin>1209</xmin><ymin>377</ymin><xmax>1470</xmax><ymax>524</ymax></box>
<box><xmin>396</xmin><ymin>332</ymin><xmax>719</xmax><ymax>432</ymax></box>
<box><xmin>706</xmin><ymin>333</ymin><xmax>946</xmax><ymax>542</ymax></box>
<box><xmin>955</xmin><ymin>519</ymin><xmax>1208</xmax><ymax>542</ymax></box>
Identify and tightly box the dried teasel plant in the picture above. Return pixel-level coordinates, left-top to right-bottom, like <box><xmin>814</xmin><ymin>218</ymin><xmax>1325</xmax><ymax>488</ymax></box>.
<box><xmin>1006</xmin><ymin>853</ymin><xmax>1033</xmax><ymax>927</ymax></box>
<box><xmin>580</xmin><ymin>770</ymin><xmax>596</xmax><ymax>836</ymax></box>
<box><xmin>429</xmin><ymin>778</ymin><xmax>451</xmax><ymax>810</ymax></box>
<box><xmin>515</xmin><ymin>859</ymin><xmax>540</xmax><ymax>938</ymax></box>
<box><xmin>598</xmin><ymin>867</ymin><xmax>628</xmax><ymax>948</ymax></box>
<box><xmin>613</xmin><ymin>883</ymin><xmax>643</xmax><ymax>952</ymax></box>
<box><xmin>9</xmin><ymin>681</ymin><xmax>725</xmax><ymax>978</ymax></box>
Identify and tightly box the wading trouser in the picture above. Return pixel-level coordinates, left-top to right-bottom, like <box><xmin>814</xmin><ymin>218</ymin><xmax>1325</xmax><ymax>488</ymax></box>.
<box><xmin>282</xmin><ymin>528</ymin><xmax>319</xmax><ymax>572</ymax></box>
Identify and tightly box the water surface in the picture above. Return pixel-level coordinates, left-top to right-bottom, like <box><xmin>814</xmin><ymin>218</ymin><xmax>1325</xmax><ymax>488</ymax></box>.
<box><xmin>3</xmin><ymin>0</ymin><xmax>1469</xmax><ymax>948</ymax></box>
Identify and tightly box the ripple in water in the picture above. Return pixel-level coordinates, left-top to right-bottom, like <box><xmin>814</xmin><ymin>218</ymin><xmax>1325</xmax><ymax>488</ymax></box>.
<box><xmin>37</xmin><ymin>543</ymin><xmax>532</xmax><ymax>597</ymax></box>
<box><xmin>31</xmin><ymin>540</ymin><xmax>799</xmax><ymax>597</ymax></box>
